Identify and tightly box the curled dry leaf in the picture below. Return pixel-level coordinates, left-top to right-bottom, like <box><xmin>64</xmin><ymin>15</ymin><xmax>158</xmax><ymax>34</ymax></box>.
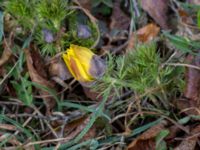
<box><xmin>24</xmin><ymin>48</ymin><xmax>56</xmax><ymax>115</ymax></box>
<box><xmin>137</xmin><ymin>23</ymin><xmax>160</xmax><ymax>42</ymax></box>
<box><xmin>184</xmin><ymin>54</ymin><xmax>200</xmax><ymax>102</ymax></box>
<box><xmin>174</xmin><ymin>125</ymin><xmax>200</xmax><ymax>150</ymax></box>
<box><xmin>0</xmin><ymin>134</ymin><xmax>22</xmax><ymax>146</ymax></box>
<box><xmin>48</xmin><ymin>56</ymin><xmax>72</xmax><ymax>81</ymax></box>
<box><xmin>83</xmin><ymin>87</ymin><xmax>102</xmax><ymax>101</ymax></box>
<box><xmin>178</xmin><ymin>9</ymin><xmax>194</xmax><ymax>25</ymax></box>
<box><xmin>141</xmin><ymin>0</ymin><xmax>169</xmax><ymax>29</ymax></box>
<box><xmin>0</xmin><ymin>124</ymin><xmax>17</xmax><ymax>131</ymax></box>
<box><xmin>62</xmin><ymin>116</ymin><xmax>96</xmax><ymax>142</ymax></box>
<box><xmin>0</xmin><ymin>32</ymin><xmax>14</xmax><ymax>67</ymax></box>
<box><xmin>127</xmin><ymin>121</ymin><xmax>167</xmax><ymax>150</ymax></box>
<box><xmin>110</xmin><ymin>0</ymin><xmax>130</xmax><ymax>30</ymax></box>
<box><xmin>78</xmin><ymin>0</ymin><xmax>92</xmax><ymax>11</ymax></box>
<box><xmin>48</xmin><ymin>56</ymin><xmax>72</xmax><ymax>89</ymax></box>
<box><xmin>30</xmin><ymin>44</ymin><xmax>48</xmax><ymax>78</ymax></box>
<box><xmin>177</xmin><ymin>53</ymin><xmax>200</xmax><ymax>115</ymax></box>
<box><xmin>127</xmin><ymin>23</ymin><xmax>160</xmax><ymax>50</ymax></box>
<box><xmin>187</xmin><ymin>0</ymin><xmax>200</xmax><ymax>5</ymax></box>
<box><xmin>174</xmin><ymin>139</ymin><xmax>196</xmax><ymax>150</ymax></box>
<box><xmin>166</xmin><ymin>125</ymin><xmax>182</xmax><ymax>141</ymax></box>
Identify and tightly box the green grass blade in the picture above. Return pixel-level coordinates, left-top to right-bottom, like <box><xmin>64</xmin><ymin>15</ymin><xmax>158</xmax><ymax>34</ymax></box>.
<box><xmin>0</xmin><ymin>114</ymin><xmax>40</xmax><ymax>149</ymax></box>
<box><xmin>0</xmin><ymin>11</ymin><xmax>3</xmax><ymax>42</ymax></box>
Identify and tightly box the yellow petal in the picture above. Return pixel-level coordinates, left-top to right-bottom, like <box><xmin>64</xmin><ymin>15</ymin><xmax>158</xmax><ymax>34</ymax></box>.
<box><xmin>62</xmin><ymin>44</ymin><xmax>94</xmax><ymax>82</ymax></box>
<box><xmin>70</xmin><ymin>44</ymin><xmax>94</xmax><ymax>74</ymax></box>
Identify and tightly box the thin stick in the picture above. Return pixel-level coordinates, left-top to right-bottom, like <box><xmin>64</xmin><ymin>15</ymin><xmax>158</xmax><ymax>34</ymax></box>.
<box><xmin>164</xmin><ymin>63</ymin><xmax>200</xmax><ymax>70</ymax></box>
<box><xmin>0</xmin><ymin>61</ymin><xmax>18</xmax><ymax>85</ymax></box>
<box><xmin>24</xmin><ymin>137</ymin><xmax>73</xmax><ymax>147</ymax></box>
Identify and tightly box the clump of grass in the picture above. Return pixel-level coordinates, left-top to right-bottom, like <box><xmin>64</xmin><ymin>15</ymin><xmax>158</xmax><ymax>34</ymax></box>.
<box><xmin>35</xmin><ymin>0</ymin><xmax>70</xmax><ymax>31</ymax></box>
<box><xmin>3</xmin><ymin>0</ymin><xmax>36</xmax><ymax>30</ymax></box>
<box><xmin>1</xmin><ymin>0</ymin><xmax>98</xmax><ymax>56</ymax></box>
<box><xmin>94</xmin><ymin>42</ymin><xmax>184</xmax><ymax>109</ymax></box>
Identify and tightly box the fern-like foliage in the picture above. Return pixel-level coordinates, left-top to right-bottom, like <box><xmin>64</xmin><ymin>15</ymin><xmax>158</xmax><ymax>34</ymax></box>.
<box><xmin>94</xmin><ymin>43</ymin><xmax>184</xmax><ymax>108</ymax></box>
<box><xmin>36</xmin><ymin>0</ymin><xmax>70</xmax><ymax>30</ymax></box>
<box><xmin>3</xmin><ymin>0</ymin><xmax>36</xmax><ymax>30</ymax></box>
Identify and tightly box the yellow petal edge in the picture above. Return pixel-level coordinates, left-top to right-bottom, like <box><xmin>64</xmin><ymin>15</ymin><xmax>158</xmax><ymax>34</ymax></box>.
<box><xmin>62</xmin><ymin>44</ymin><xmax>94</xmax><ymax>82</ymax></box>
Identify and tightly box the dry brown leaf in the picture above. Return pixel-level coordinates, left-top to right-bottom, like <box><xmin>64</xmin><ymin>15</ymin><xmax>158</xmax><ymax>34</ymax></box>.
<box><xmin>127</xmin><ymin>33</ymin><xmax>136</xmax><ymax>50</ymax></box>
<box><xmin>63</xmin><ymin>116</ymin><xmax>96</xmax><ymax>142</ymax></box>
<box><xmin>127</xmin><ymin>121</ymin><xmax>167</xmax><ymax>150</ymax></box>
<box><xmin>0</xmin><ymin>124</ymin><xmax>17</xmax><ymax>131</ymax></box>
<box><xmin>166</xmin><ymin>125</ymin><xmax>182</xmax><ymax>140</ymax></box>
<box><xmin>48</xmin><ymin>56</ymin><xmax>72</xmax><ymax>81</ymax></box>
<box><xmin>174</xmin><ymin>139</ymin><xmax>196</xmax><ymax>150</ymax></box>
<box><xmin>30</xmin><ymin>44</ymin><xmax>48</xmax><ymax>78</ymax></box>
<box><xmin>178</xmin><ymin>9</ymin><xmax>194</xmax><ymax>25</ymax></box>
<box><xmin>0</xmin><ymin>134</ymin><xmax>22</xmax><ymax>146</ymax></box>
<box><xmin>141</xmin><ymin>0</ymin><xmax>169</xmax><ymax>29</ymax></box>
<box><xmin>187</xmin><ymin>0</ymin><xmax>200</xmax><ymax>5</ymax></box>
<box><xmin>0</xmin><ymin>32</ymin><xmax>14</xmax><ymax>67</ymax></box>
<box><xmin>174</xmin><ymin>123</ymin><xmax>200</xmax><ymax>150</ymax></box>
<box><xmin>0</xmin><ymin>42</ymin><xmax>12</xmax><ymax>67</ymax></box>
<box><xmin>177</xmin><ymin>54</ymin><xmax>200</xmax><ymax>115</ymax></box>
<box><xmin>184</xmin><ymin>54</ymin><xmax>200</xmax><ymax>102</ymax></box>
<box><xmin>24</xmin><ymin>48</ymin><xmax>56</xmax><ymax>115</ymax></box>
<box><xmin>110</xmin><ymin>0</ymin><xmax>130</xmax><ymax>30</ymax></box>
<box><xmin>137</xmin><ymin>23</ymin><xmax>160</xmax><ymax>42</ymax></box>
<box><xmin>176</xmin><ymin>98</ymin><xmax>200</xmax><ymax>115</ymax></box>
<box><xmin>78</xmin><ymin>0</ymin><xmax>91</xmax><ymax>10</ymax></box>
<box><xmin>83</xmin><ymin>87</ymin><xmax>102</xmax><ymax>101</ymax></box>
<box><xmin>127</xmin><ymin>23</ymin><xmax>160</xmax><ymax>49</ymax></box>
<box><xmin>177</xmin><ymin>56</ymin><xmax>200</xmax><ymax>115</ymax></box>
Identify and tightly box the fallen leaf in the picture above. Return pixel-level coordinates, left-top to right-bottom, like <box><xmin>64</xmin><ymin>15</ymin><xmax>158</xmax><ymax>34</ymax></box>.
<box><xmin>174</xmin><ymin>139</ymin><xmax>196</xmax><ymax>150</ymax></box>
<box><xmin>178</xmin><ymin>9</ymin><xmax>194</xmax><ymax>25</ymax></box>
<box><xmin>141</xmin><ymin>0</ymin><xmax>169</xmax><ymax>29</ymax></box>
<box><xmin>30</xmin><ymin>44</ymin><xmax>48</xmax><ymax>78</ymax></box>
<box><xmin>126</xmin><ymin>33</ymin><xmax>136</xmax><ymax>50</ymax></box>
<box><xmin>0</xmin><ymin>32</ymin><xmax>14</xmax><ymax>67</ymax></box>
<box><xmin>48</xmin><ymin>56</ymin><xmax>72</xmax><ymax>81</ymax></box>
<box><xmin>137</xmin><ymin>23</ymin><xmax>160</xmax><ymax>42</ymax></box>
<box><xmin>24</xmin><ymin>48</ymin><xmax>56</xmax><ymax>115</ymax></box>
<box><xmin>101</xmin><ymin>32</ymin><xmax>128</xmax><ymax>54</ymax></box>
<box><xmin>187</xmin><ymin>0</ymin><xmax>200</xmax><ymax>5</ymax></box>
<box><xmin>176</xmin><ymin>98</ymin><xmax>199</xmax><ymax>115</ymax></box>
<box><xmin>0</xmin><ymin>134</ymin><xmax>22</xmax><ymax>146</ymax></box>
<box><xmin>127</xmin><ymin>121</ymin><xmax>167</xmax><ymax>150</ymax></box>
<box><xmin>174</xmin><ymin>125</ymin><xmax>200</xmax><ymax>150</ymax></box>
<box><xmin>78</xmin><ymin>0</ymin><xmax>92</xmax><ymax>11</ymax></box>
<box><xmin>166</xmin><ymin>125</ymin><xmax>182</xmax><ymax>140</ymax></box>
<box><xmin>0</xmin><ymin>124</ymin><xmax>17</xmax><ymax>131</ymax></box>
<box><xmin>63</xmin><ymin>116</ymin><xmax>96</xmax><ymax>142</ymax></box>
<box><xmin>184</xmin><ymin>54</ymin><xmax>200</xmax><ymax>102</ymax></box>
<box><xmin>110</xmin><ymin>0</ymin><xmax>130</xmax><ymax>30</ymax></box>
<box><xmin>177</xmin><ymin>53</ymin><xmax>200</xmax><ymax>115</ymax></box>
<box><xmin>127</xmin><ymin>23</ymin><xmax>160</xmax><ymax>49</ymax></box>
<box><xmin>83</xmin><ymin>87</ymin><xmax>102</xmax><ymax>101</ymax></box>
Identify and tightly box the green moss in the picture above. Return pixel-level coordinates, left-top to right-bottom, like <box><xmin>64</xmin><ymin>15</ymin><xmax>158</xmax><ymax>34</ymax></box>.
<box><xmin>2</xmin><ymin>0</ymin><xmax>36</xmax><ymax>30</ymax></box>
<box><xmin>1</xmin><ymin>0</ymin><xmax>99</xmax><ymax>56</ymax></box>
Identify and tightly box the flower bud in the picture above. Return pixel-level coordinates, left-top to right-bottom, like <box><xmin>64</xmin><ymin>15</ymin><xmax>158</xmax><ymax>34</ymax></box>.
<box><xmin>62</xmin><ymin>44</ymin><xmax>106</xmax><ymax>84</ymax></box>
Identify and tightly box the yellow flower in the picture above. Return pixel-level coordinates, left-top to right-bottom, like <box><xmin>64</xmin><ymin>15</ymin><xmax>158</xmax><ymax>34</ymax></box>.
<box><xmin>62</xmin><ymin>44</ymin><xmax>105</xmax><ymax>83</ymax></box>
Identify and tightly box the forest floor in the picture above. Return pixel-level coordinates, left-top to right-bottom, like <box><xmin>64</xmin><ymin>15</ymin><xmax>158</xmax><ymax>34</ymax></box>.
<box><xmin>0</xmin><ymin>0</ymin><xmax>200</xmax><ymax>149</ymax></box>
